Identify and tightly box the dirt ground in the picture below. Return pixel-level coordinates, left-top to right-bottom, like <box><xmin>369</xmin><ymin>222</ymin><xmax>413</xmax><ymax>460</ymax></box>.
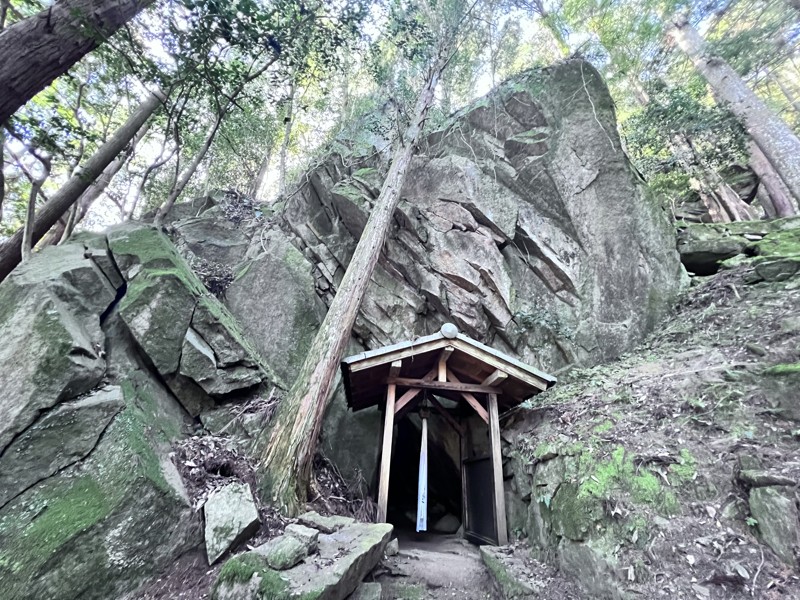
<box><xmin>373</xmin><ymin>531</ymin><xmax>499</xmax><ymax>599</ymax></box>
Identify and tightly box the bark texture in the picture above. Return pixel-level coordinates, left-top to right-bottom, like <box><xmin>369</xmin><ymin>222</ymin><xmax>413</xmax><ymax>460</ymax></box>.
<box><xmin>0</xmin><ymin>92</ymin><xmax>161</xmax><ymax>283</ymax></box>
<box><xmin>0</xmin><ymin>0</ymin><xmax>154</xmax><ymax>124</ymax></box>
<box><xmin>258</xmin><ymin>48</ymin><xmax>451</xmax><ymax>513</ymax></box>
<box><xmin>670</xmin><ymin>16</ymin><xmax>800</xmax><ymax>207</ymax></box>
<box><xmin>748</xmin><ymin>141</ymin><xmax>797</xmax><ymax>217</ymax></box>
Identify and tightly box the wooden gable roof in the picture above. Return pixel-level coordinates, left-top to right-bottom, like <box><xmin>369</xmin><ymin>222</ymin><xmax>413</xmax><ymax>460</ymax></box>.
<box><xmin>340</xmin><ymin>325</ymin><xmax>556</xmax><ymax>412</ymax></box>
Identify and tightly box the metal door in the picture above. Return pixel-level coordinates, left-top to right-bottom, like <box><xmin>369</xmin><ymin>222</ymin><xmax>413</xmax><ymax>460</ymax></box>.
<box><xmin>463</xmin><ymin>456</ymin><xmax>497</xmax><ymax>545</ymax></box>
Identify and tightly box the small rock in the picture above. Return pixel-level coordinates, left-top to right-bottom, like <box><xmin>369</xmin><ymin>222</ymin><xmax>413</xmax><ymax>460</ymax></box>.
<box><xmin>738</xmin><ymin>470</ymin><xmax>796</xmax><ymax>488</ymax></box>
<box><xmin>749</xmin><ymin>486</ymin><xmax>800</xmax><ymax>565</ymax></box>
<box><xmin>744</xmin><ymin>343</ymin><xmax>767</xmax><ymax>357</ymax></box>
<box><xmin>349</xmin><ymin>582</ymin><xmax>382</xmax><ymax>600</ymax></box>
<box><xmin>297</xmin><ymin>510</ymin><xmax>355</xmax><ymax>534</ymax></box>
<box><xmin>433</xmin><ymin>513</ymin><xmax>461</xmax><ymax>534</ymax></box>
<box><xmin>385</xmin><ymin>538</ymin><xmax>399</xmax><ymax>556</ymax></box>
<box><xmin>204</xmin><ymin>482</ymin><xmax>260</xmax><ymax>564</ymax></box>
<box><xmin>285</xmin><ymin>523</ymin><xmax>319</xmax><ymax>553</ymax></box>
<box><xmin>255</xmin><ymin>534</ymin><xmax>310</xmax><ymax>570</ymax></box>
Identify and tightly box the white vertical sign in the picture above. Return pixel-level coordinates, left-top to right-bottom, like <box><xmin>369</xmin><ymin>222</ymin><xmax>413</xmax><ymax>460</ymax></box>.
<box><xmin>416</xmin><ymin>417</ymin><xmax>428</xmax><ymax>532</ymax></box>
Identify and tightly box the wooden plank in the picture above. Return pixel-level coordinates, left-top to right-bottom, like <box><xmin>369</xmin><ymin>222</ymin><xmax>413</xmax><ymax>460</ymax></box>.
<box><xmin>447</xmin><ymin>368</ymin><xmax>489</xmax><ymax>424</ymax></box>
<box><xmin>389</xmin><ymin>359</ymin><xmax>402</xmax><ymax>378</ymax></box>
<box><xmin>438</xmin><ymin>346</ymin><xmax>454</xmax><ymax>381</ymax></box>
<box><xmin>386</xmin><ymin>378</ymin><xmax>502</xmax><ymax>395</ymax></box>
<box><xmin>349</xmin><ymin>339</ymin><xmax>446</xmax><ymax>372</ymax></box>
<box><xmin>450</xmin><ymin>338</ymin><xmax>549</xmax><ymax>391</ymax></box>
<box><xmin>429</xmin><ymin>396</ymin><xmax>465</xmax><ymax>436</ymax></box>
<box><xmin>377</xmin><ymin>383</ymin><xmax>396</xmax><ymax>523</ymax></box>
<box><xmin>481</xmin><ymin>369</ymin><xmax>508</xmax><ymax>386</ymax></box>
<box><xmin>460</xmin><ymin>429</ymin><xmax>469</xmax><ymax>534</ymax></box>
<box><xmin>488</xmin><ymin>393</ymin><xmax>508</xmax><ymax>545</ymax></box>
<box><xmin>394</xmin><ymin>367</ymin><xmax>437</xmax><ymax>414</ymax></box>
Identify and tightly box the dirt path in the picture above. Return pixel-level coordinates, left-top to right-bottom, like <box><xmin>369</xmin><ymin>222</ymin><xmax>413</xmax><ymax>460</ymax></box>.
<box><xmin>372</xmin><ymin>532</ymin><xmax>499</xmax><ymax>599</ymax></box>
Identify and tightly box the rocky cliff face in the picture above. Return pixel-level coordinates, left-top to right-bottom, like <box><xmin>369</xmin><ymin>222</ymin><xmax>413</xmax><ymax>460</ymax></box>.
<box><xmin>0</xmin><ymin>60</ymin><xmax>688</xmax><ymax>600</ymax></box>
<box><xmin>257</xmin><ymin>60</ymin><xmax>685</xmax><ymax>375</ymax></box>
<box><xmin>0</xmin><ymin>226</ymin><xmax>275</xmax><ymax>600</ymax></box>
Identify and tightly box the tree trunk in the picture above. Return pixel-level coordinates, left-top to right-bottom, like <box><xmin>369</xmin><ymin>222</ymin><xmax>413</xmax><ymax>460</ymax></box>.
<box><xmin>757</xmin><ymin>183</ymin><xmax>777</xmax><ymax>219</ymax></box>
<box><xmin>22</xmin><ymin>161</ymin><xmax>49</xmax><ymax>261</ymax></box>
<box><xmin>669</xmin><ymin>16</ymin><xmax>800</xmax><ymax>207</ymax></box>
<box><xmin>249</xmin><ymin>147</ymin><xmax>272</xmax><ymax>200</ymax></box>
<box><xmin>258</xmin><ymin>46</ymin><xmax>452</xmax><ymax>514</ymax></box>
<box><xmin>0</xmin><ymin>91</ymin><xmax>161</xmax><ymax>282</ymax></box>
<box><xmin>0</xmin><ymin>127</ymin><xmax>5</xmax><ymax>222</ymax></box>
<box><xmin>748</xmin><ymin>140</ymin><xmax>797</xmax><ymax>217</ymax></box>
<box><xmin>0</xmin><ymin>0</ymin><xmax>155</xmax><ymax>124</ymax></box>
<box><xmin>278</xmin><ymin>81</ymin><xmax>295</xmax><ymax>197</ymax></box>
<box><xmin>154</xmin><ymin>110</ymin><xmax>224</xmax><ymax>225</ymax></box>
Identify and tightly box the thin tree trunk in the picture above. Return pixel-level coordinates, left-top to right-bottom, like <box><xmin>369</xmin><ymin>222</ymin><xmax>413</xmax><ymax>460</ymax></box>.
<box><xmin>249</xmin><ymin>147</ymin><xmax>272</xmax><ymax>200</ymax></box>
<box><xmin>154</xmin><ymin>110</ymin><xmax>224</xmax><ymax>225</ymax></box>
<box><xmin>22</xmin><ymin>157</ymin><xmax>49</xmax><ymax>261</ymax></box>
<box><xmin>767</xmin><ymin>72</ymin><xmax>800</xmax><ymax>114</ymax></box>
<box><xmin>748</xmin><ymin>140</ymin><xmax>797</xmax><ymax>217</ymax></box>
<box><xmin>0</xmin><ymin>127</ymin><xmax>5</xmax><ymax>222</ymax></box>
<box><xmin>42</xmin><ymin>119</ymin><xmax>152</xmax><ymax>245</ymax></box>
<box><xmin>669</xmin><ymin>16</ymin><xmax>800</xmax><ymax>207</ymax></box>
<box><xmin>0</xmin><ymin>91</ymin><xmax>162</xmax><ymax>282</ymax></box>
<box><xmin>278</xmin><ymin>81</ymin><xmax>295</xmax><ymax>197</ymax></box>
<box><xmin>0</xmin><ymin>0</ymin><xmax>155</xmax><ymax>124</ymax></box>
<box><xmin>258</xmin><ymin>45</ymin><xmax>452</xmax><ymax>514</ymax></box>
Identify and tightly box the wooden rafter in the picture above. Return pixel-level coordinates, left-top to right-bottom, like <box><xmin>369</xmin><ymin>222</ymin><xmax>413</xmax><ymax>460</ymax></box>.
<box><xmin>386</xmin><ymin>377</ymin><xmax>502</xmax><ymax>395</ymax></box>
<box><xmin>481</xmin><ymin>369</ymin><xmax>508</xmax><ymax>386</ymax></box>
<box><xmin>450</xmin><ymin>338</ymin><xmax>548</xmax><ymax>391</ymax></box>
<box><xmin>394</xmin><ymin>367</ymin><xmax>437</xmax><ymax>414</ymax></box>
<box><xmin>438</xmin><ymin>346</ymin><xmax>454</xmax><ymax>381</ymax></box>
<box><xmin>447</xmin><ymin>368</ymin><xmax>489</xmax><ymax>424</ymax></box>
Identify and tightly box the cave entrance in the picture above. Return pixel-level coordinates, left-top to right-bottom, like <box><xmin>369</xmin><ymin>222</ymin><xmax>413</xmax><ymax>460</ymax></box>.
<box><xmin>340</xmin><ymin>323</ymin><xmax>556</xmax><ymax>546</ymax></box>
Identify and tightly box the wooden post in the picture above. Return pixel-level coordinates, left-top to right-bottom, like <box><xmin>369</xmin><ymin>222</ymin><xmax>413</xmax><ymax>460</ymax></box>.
<box><xmin>488</xmin><ymin>393</ymin><xmax>508</xmax><ymax>545</ymax></box>
<box><xmin>377</xmin><ymin>361</ymin><xmax>401</xmax><ymax>522</ymax></box>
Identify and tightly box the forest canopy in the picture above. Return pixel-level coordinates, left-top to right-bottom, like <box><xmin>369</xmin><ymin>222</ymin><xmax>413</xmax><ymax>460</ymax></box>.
<box><xmin>0</xmin><ymin>0</ymin><xmax>798</xmax><ymax>248</ymax></box>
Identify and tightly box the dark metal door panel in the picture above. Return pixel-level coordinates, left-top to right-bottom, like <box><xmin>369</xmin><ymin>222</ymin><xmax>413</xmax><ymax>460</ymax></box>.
<box><xmin>463</xmin><ymin>456</ymin><xmax>497</xmax><ymax>545</ymax></box>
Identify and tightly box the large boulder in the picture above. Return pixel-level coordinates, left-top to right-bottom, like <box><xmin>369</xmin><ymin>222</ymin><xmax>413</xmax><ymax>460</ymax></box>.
<box><xmin>276</xmin><ymin>59</ymin><xmax>683</xmax><ymax>374</ymax></box>
<box><xmin>212</xmin><ymin>518</ymin><xmax>393</xmax><ymax>600</ymax></box>
<box><xmin>107</xmin><ymin>224</ymin><xmax>278</xmax><ymax>414</ymax></box>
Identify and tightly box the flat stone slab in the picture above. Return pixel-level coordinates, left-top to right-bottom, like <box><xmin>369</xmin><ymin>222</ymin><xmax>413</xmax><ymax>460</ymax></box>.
<box><xmin>204</xmin><ymin>482</ymin><xmax>260</xmax><ymax>564</ymax></box>
<box><xmin>297</xmin><ymin>510</ymin><xmax>355</xmax><ymax>534</ymax></box>
<box><xmin>349</xmin><ymin>582</ymin><xmax>381</xmax><ymax>600</ymax></box>
<box><xmin>214</xmin><ymin>520</ymin><xmax>393</xmax><ymax>599</ymax></box>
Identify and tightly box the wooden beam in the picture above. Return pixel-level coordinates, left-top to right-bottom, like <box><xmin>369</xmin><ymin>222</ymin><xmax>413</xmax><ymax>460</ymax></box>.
<box><xmin>428</xmin><ymin>396</ymin><xmax>465</xmax><ymax>436</ymax></box>
<box><xmin>389</xmin><ymin>359</ymin><xmax>402</xmax><ymax>378</ymax></box>
<box><xmin>481</xmin><ymin>369</ymin><xmax>508</xmax><ymax>387</ymax></box>
<box><xmin>386</xmin><ymin>377</ymin><xmax>502</xmax><ymax>395</ymax></box>
<box><xmin>377</xmin><ymin>382</ymin><xmax>397</xmax><ymax>522</ymax></box>
<box><xmin>447</xmin><ymin>368</ymin><xmax>489</xmax><ymax>424</ymax></box>
<box><xmin>438</xmin><ymin>346</ymin><xmax>454</xmax><ymax>381</ymax></box>
<box><xmin>349</xmin><ymin>340</ymin><xmax>446</xmax><ymax>372</ymax></box>
<box><xmin>488</xmin><ymin>393</ymin><xmax>508</xmax><ymax>545</ymax></box>
<box><xmin>450</xmin><ymin>339</ymin><xmax>549</xmax><ymax>391</ymax></box>
<box><xmin>394</xmin><ymin>367</ymin><xmax>437</xmax><ymax>414</ymax></box>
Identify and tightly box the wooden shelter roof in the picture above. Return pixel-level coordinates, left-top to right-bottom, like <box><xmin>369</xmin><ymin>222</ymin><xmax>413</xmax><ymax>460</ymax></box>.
<box><xmin>340</xmin><ymin>325</ymin><xmax>556</xmax><ymax>412</ymax></box>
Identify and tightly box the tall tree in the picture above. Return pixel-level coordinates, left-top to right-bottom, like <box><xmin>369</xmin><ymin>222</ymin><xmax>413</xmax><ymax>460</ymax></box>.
<box><xmin>669</xmin><ymin>15</ymin><xmax>800</xmax><ymax>208</ymax></box>
<box><xmin>0</xmin><ymin>91</ymin><xmax>162</xmax><ymax>282</ymax></box>
<box><xmin>258</xmin><ymin>0</ymin><xmax>476</xmax><ymax>514</ymax></box>
<box><xmin>0</xmin><ymin>0</ymin><xmax>155</xmax><ymax>124</ymax></box>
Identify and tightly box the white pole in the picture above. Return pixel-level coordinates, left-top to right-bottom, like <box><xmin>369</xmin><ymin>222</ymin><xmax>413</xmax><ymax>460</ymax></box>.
<box><xmin>416</xmin><ymin>416</ymin><xmax>428</xmax><ymax>532</ymax></box>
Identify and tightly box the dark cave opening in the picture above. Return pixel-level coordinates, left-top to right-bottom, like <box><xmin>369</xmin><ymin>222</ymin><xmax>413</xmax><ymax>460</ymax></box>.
<box><xmin>385</xmin><ymin>414</ymin><xmax>463</xmax><ymax>535</ymax></box>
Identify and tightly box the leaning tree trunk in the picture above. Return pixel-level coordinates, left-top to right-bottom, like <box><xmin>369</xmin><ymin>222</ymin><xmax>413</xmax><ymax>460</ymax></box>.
<box><xmin>258</xmin><ymin>47</ymin><xmax>452</xmax><ymax>514</ymax></box>
<box><xmin>249</xmin><ymin>147</ymin><xmax>272</xmax><ymax>200</ymax></box>
<box><xmin>0</xmin><ymin>0</ymin><xmax>155</xmax><ymax>124</ymax></box>
<box><xmin>0</xmin><ymin>91</ymin><xmax>162</xmax><ymax>282</ymax></box>
<box><xmin>748</xmin><ymin>141</ymin><xmax>797</xmax><ymax>217</ymax></box>
<box><xmin>670</xmin><ymin>16</ymin><xmax>800</xmax><ymax>207</ymax></box>
<box><xmin>278</xmin><ymin>81</ymin><xmax>295</xmax><ymax>197</ymax></box>
<box><xmin>154</xmin><ymin>111</ymin><xmax>224</xmax><ymax>225</ymax></box>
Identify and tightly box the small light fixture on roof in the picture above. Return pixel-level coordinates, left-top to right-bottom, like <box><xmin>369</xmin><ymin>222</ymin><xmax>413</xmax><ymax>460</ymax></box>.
<box><xmin>440</xmin><ymin>322</ymin><xmax>458</xmax><ymax>339</ymax></box>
